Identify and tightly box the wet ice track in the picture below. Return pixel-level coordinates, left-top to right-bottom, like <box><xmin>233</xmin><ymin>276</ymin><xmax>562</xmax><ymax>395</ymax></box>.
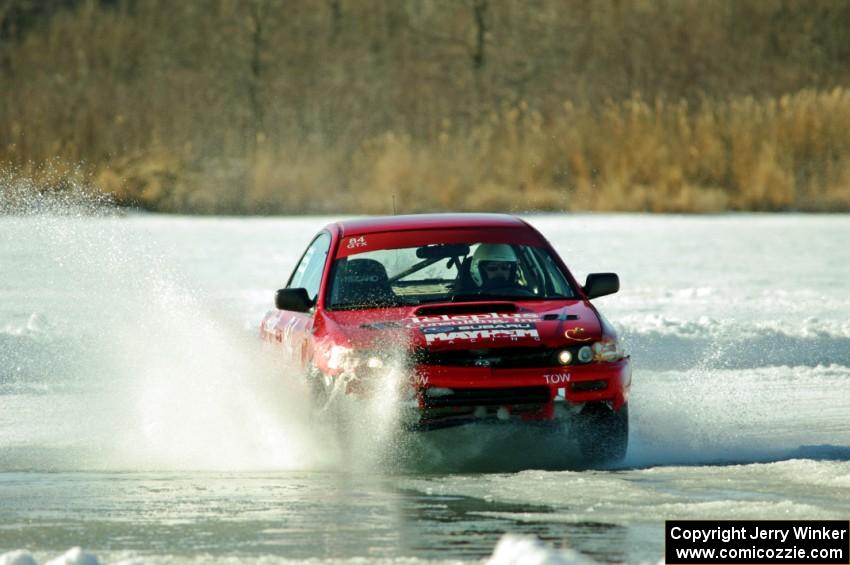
<box><xmin>1</xmin><ymin>197</ymin><xmax>849</xmax><ymax>563</ymax></box>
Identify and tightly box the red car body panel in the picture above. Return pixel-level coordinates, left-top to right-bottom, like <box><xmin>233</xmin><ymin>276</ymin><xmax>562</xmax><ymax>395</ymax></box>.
<box><xmin>260</xmin><ymin>214</ymin><xmax>631</xmax><ymax>430</ymax></box>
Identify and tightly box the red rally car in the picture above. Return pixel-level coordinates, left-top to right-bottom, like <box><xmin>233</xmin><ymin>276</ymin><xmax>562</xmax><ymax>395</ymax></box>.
<box><xmin>261</xmin><ymin>214</ymin><xmax>631</xmax><ymax>463</ymax></box>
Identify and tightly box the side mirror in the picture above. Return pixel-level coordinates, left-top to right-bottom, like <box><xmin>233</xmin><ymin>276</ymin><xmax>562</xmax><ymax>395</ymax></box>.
<box><xmin>275</xmin><ymin>288</ymin><xmax>313</xmax><ymax>312</ymax></box>
<box><xmin>583</xmin><ymin>273</ymin><xmax>619</xmax><ymax>299</ymax></box>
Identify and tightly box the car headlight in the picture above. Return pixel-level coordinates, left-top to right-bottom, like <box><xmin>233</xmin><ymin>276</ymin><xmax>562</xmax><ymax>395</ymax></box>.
<box><xmin>328</xmin><ymin>346</ymin><xmax>388</xmax><ymax>371</ymax></box>
<box><xmin>327</xmin><ymin>345</ymin><xmax>354</xmax><ymax>370</ymax></box>
<box><xmin>592</xmin><ymin>336</ymin><xmax>625</xmax><ymax>362</ymax></box>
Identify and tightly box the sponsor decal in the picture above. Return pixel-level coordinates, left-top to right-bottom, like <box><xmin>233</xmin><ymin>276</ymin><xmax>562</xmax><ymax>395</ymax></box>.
<box><xmin>422</xmin><ymin>322</ymin><xmax>540</xmax><ymax>344</ymax></box>
<box><xmin>412</xmin><ymin>373</ymin><xmax>429</xmax><ymax>387</ymax></box>
<box><xmin>564</xmin><ymin>327</ymin><xmax>592</xmax><ymax>341</ymax></box>
<box><xmin>420</xmin><ymin>322</ymin><xmax>534</xmax><ymax>334</ymax></box>
<box><xmin>543</xmin><ymin>372</ymin><xmax>571</xmax><ymax>384</ymax></box>
<box><xmin>340</xmin><ymin>275</ymin><xmax>380</xmax><ymax>283</ymax></box>
<box><xmin>408</xmin><ymin>312</ymin><xmax>542</xmax><ymax>344</ymax></box>
<box><xmin>346</xmin><ymin>236</ymin><xmax>368</xmax><ymax>249</ymax></box>
<box><xmin>407</xmin><ymin>312</ymin><xmax>538</xmax><ymax>329</ymax></box>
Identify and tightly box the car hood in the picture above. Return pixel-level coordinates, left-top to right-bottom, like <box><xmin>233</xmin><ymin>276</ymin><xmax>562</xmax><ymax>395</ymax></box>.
<box><xmin>319</xmin><ymin>300</ymin><xmax>603</xmax><ymax>352</ymax></box>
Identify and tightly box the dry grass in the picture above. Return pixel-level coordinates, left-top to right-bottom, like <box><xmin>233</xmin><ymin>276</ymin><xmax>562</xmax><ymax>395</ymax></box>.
<box><xmin>5</xmin><ymin>89</ymin><xmax>850</xmax><ymax>214</ymax></box>
<box><xmin>236</xmin><ymin>90</ymin><xmax>850</xmax><ymax>214</ymax></box>
<box><xmin>2</xmin><ymin>1</ymin><xmax>850</xmax><ymax>213</ymax></box>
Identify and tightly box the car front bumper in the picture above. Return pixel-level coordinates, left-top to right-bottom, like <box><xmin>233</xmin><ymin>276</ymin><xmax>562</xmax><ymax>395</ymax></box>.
<box><xmin>402</xmin><ymin>357</ymin><xmax>631</xmax><ymax>430</ymax></box>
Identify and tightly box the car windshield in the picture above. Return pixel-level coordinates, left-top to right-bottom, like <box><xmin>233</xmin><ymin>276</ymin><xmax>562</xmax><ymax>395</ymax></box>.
<box><xmin>327</xmin><ymin>242</ymin><xmax>575</xmax><ymax>309</ymax></box>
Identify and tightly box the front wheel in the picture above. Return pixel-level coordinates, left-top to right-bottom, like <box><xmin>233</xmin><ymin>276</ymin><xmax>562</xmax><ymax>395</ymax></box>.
<box><xmin>575</xmin><ymin>402</ymin><xmax>629</xmax><ymax>465</ymax></box>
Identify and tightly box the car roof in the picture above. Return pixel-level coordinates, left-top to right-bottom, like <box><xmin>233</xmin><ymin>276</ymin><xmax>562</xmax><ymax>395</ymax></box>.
<box><xmin>334</xmin><ymin>213</ymin><xmax>528</xmax><ymax>237</ymax></box>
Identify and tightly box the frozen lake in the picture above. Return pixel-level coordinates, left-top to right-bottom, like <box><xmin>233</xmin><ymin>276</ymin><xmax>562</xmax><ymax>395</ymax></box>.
<box><xmin>1</xmin><ymin>205</ymin><xmax>849</xmax><ymax>563</ymax></box>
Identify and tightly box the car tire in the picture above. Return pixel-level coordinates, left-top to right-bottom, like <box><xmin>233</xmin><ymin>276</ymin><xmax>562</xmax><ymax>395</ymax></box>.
<box><xmin>305</xmin><ymin>363</ymin><xmax>330</xmax><ymax>406</ymax></box>
<box><xmin>305</xmin><ymin>364</ymin><xmax>354</xmax><ymax>455</ymax></box>
<box><xmin>576</xmin><ymin>402</ymin><xmax>628</xmax><ymax>465</ymax></box>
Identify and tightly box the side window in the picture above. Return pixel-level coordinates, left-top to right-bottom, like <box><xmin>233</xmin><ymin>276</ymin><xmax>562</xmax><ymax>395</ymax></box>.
<box><xmin>288</xmin><ymin>232</ymin><xmax>332</xmax><ymax>302</ymax></box>
<box><xmin>534</xmin><ymin>248</ymin><xmax>574</xmax><ymax>297</ymax></box>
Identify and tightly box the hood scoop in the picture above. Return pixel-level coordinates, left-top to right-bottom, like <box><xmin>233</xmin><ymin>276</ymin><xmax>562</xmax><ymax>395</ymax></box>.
<box><xmin>414</xmin><ymin>302</ymin><xmax>518</xmax><ymax>316</ymax></box>
<box><xmin>543</xmin><ymin>313</ymin><xmax>580</xmax><ymax>321</ymax></box>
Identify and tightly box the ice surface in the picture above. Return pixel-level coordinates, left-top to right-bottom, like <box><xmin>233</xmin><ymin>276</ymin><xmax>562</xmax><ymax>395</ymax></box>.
<box><xmin>0</xmin><ymin>551</ymin><xmax>37</xmax><ymax>565</ymax></box>
<box><xmin>2</xmin><ymin>535</ymin><xmax>639</xmax><ymax>565</ymax></box>
<box><xmin>1</xmin><ymin>206</ymin><xmax>849</xmax><ymax>563</ymax></box>
<box><xmin>44</xmin><ymin>548</ymin><xmax>100</xmax><ymax>565</ymax></box>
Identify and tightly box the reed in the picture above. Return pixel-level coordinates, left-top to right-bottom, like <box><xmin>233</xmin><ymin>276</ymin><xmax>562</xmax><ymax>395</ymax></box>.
<box><xmin>274</xmin><ymin>90</ymin><xmax>850</xmax><ymax>214</ymax></box>
<box><xmin>2</xmin><ymin>0</ymin><xmax>849</xmax><ymax>213</ymax></box>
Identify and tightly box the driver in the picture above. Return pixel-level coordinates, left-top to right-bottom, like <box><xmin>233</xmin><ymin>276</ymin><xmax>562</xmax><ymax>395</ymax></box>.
<box><xmin>470</xmin><ymin>243</ymin><xmax>521</xmax><ymax>290</ymax></box>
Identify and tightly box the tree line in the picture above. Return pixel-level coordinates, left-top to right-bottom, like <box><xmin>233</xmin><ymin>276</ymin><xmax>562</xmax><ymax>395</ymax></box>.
<box><xmin>2</xmin><ymin>0</ymin><xmax>849</xmax><ymax>213</ymax></box>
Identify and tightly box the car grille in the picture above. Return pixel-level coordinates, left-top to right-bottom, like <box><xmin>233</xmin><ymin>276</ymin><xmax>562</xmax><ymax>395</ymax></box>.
<box><xmin>413</xmin><ymin>346</ymin><xmax>585</xmax><ymax>368</ymax></box>
<box><xmin>423</xmin><ymin>386</ymin><xmax>551</xmax><ymax>408</ymax></box>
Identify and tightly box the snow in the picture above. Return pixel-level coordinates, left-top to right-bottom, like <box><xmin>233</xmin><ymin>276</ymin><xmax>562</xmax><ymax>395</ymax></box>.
<box><xmin>0</xmin><ymin>551</ymin><xmax>37</xmax><ymax>565</ymax></box>
<box><xmin>486</xmin><ymin>535</ymin><xmax>601</xmax><ymax>565</ymax></box>
<box><xmin>1</xmin><ymin>212</ymin><xmax>848</xmax><ymax>563</ymax></box>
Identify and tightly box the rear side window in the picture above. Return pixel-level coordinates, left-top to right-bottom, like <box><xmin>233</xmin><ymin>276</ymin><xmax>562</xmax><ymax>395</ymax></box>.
<box><xmin>288</xmin><ymin>232</ymin><xmax>331</xmax><ymax>301</ymax></box>
<box><xmin>522</xmin><ymin>246</ymin><xmax>573</xmax><ymax>297</ymax></box>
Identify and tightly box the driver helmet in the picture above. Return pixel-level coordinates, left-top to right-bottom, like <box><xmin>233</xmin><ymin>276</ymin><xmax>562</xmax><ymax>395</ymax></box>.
<box><xmin>470</xmin><ymin>243</ymin><xmax>518</xmax><ymax>286</ymax></box>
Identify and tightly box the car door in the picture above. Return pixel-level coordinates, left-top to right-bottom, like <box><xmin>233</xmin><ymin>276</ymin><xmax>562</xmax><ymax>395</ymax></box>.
<box><xmin>264</xmin><ymin>231</ymin><xmax>332</xmax><ymax>368</ymax></box>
